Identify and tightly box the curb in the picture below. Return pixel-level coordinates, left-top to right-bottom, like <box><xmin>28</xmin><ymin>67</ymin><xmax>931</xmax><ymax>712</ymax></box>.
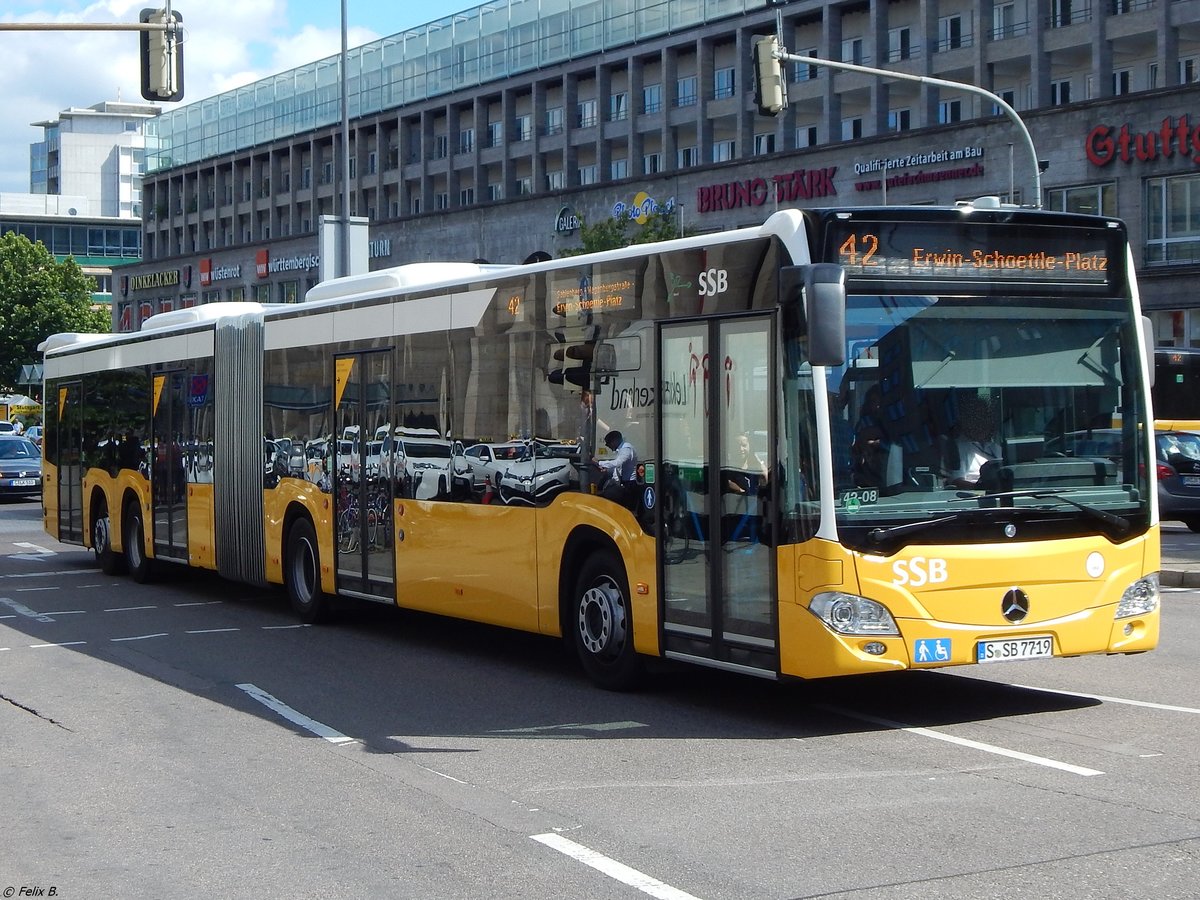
<box><xmin>1161</xmin><ymin>569</ymin><xmax>1200</xmax><ymax>588</ymax></box>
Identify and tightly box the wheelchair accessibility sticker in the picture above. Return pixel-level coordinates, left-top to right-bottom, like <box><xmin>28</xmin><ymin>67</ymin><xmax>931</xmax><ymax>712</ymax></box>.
<box><xmin>913</xmin><ymin>638</ymin><xmax>952</xmax><ymax>663</ymax></box>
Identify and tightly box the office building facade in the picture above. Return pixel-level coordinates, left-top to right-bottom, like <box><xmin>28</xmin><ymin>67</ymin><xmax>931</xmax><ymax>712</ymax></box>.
<box><xmin>125</xmin><ymin>0</ymin><xmax>1200</xmax><ymax>347</ymax></box>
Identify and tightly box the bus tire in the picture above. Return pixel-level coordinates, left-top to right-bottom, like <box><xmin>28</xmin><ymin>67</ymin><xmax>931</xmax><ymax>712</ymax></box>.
<box><xmin>286</xmin><ymin>518</ymin><xmax>331</xmax><ymax>624</ymax></box>
<box><xmin>123</xmin><ymin>500</ymin><xmax>152</xmax><ymax>583</ymax></box>
<box><xmin>92</xmin><ymin>502</ymin><xmax>126</xmax><ymax>576</ymax></box>
<box><xmin>571</xmin><ymin>550</ymin><xmax>642</xmax><ymax>690</ymax></box>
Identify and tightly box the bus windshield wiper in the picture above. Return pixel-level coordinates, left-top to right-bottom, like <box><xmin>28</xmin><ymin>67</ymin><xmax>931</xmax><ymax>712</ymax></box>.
<box><xmin>867</xmin><ymin>514</ymin><xmax>964</xmax><ymax>544</ymax></box>
<box><xmin>949</xmin><ymin>489</ymin><xmax>1130</xmax><ymax>536</ymax></box>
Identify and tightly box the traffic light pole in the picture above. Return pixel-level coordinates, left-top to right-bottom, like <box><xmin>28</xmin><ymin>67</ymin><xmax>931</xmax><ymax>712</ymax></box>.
<box><xmin>763</xmin><ymin>9</ymin><xmax>1043</xmax><ymax>208</ymax></box>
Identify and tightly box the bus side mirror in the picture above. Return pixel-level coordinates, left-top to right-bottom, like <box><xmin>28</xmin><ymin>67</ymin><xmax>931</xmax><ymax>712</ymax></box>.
<box><xmin>780</xmin><ymin>264</ymin><xmax>846</xmax><ymax>368</ymax></box>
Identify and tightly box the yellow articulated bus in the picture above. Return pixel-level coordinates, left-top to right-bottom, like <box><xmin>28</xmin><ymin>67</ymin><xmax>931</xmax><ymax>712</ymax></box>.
<box><xmin>41</xmin><ymin>201</ymin><xmax>1160</xmax><ymax>688</ymax></box>
<box><xmin>1152</xmin><ymin>346</ymin><xmax>1200</xmax><ymax>432</ymax></box>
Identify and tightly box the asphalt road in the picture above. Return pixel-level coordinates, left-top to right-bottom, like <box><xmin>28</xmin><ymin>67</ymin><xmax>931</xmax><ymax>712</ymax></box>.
<box><xmin>2</xmin><ymin>499</ymin><xmax>1198</xmax><ymax>899</ymax></box>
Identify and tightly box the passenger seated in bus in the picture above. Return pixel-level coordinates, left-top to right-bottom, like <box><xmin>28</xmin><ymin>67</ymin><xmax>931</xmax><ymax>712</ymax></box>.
<box><xmin>593</xmin><ymin>429</ymin><xmax>638</xmax><ymax>507</ymax></box>
<box><xmin>852</xmin><ymin>385</ymin><xmax>901</xmax><ymax>488</ymax></box>
<box><xmin>946</xmin><ymin>394</ymin><xmax>1002</xmax><ymax>488</ymax></box>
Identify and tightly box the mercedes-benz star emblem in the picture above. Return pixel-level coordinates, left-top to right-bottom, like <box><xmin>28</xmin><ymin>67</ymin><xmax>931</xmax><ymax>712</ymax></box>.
<box><xmin>1001</xmin><ymin>588</ymin><xmax>1030</xmax><ymax>623</ymax></box>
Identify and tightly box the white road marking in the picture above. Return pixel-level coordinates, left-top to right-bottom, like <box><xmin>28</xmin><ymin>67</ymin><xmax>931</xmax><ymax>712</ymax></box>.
<box><xmin>16</xmin><ymin>586</ymin><xmax>58</xmax><ymax>592</ymax></box>
<box><xmin>236</xmin><ymin>682</ymin><xmax>355</xmax><ymax>744</ymax></box>
<box><xmin>186</xmin><ymin>628</ymin><xmax>239</xmax><ymax>634</ymax></box>
<box><xmin>416</xmin><ymin>765</ymin><xmax>471</xmax><ymax>785</ymax></box>
<box><xmin>1008</xmin><ymin>683</ymin><xmax>1200</xmax><ymax>715</ymax></box>
<box><xmin>492</xmin><ymin>721</ymin><xmax>648</xmax><ymax>734</ymax></box>
<box><xmin>1</xmin><ymin>570</ymin><xmax>91</xmax><ymax>579</ymax></box>
<box><xmin>13</xmin><ymin>542</ymin><xmax>55</xmax><ymax>554</ymax></box>
<box><xmin>0</xmin><ymin>597</ymin><xmax>55</xmax><ymax>622</ymax></box>
<box><xmin>531</xmin><ymin>832</ymin><xmax>701</xmax><ymax>900</ymax></box>
<box><xmin>29</xmin><ymin>641</ymin><xmax>87</xmax><ymax>649</ymax></box>
<box><xmin>173</xmin><ymin>601</ymin><xmax>222</xmax><ymax>607</ymax></box>
<box><xmin>40</xmin><ymin>610</ymin><xmax>85</xmax><ymax>615</ymax></box>
<box><xmin>104</xmin><ymin>605</ymin><xmax>158</xmax><ymax>612</ymax></box>
<box><xmin>261</xmin><ymin>624</ymin><xmax>311</xmax><ymax>630</ymax></box>
<box><xmin>818</xmin><ymin>704</ymin><xmax>1104</xmax><ymax>777</ymax></box>
<box><xmin>110</xmin><ymin>633</ymin><xmax>169</xmax><ymax>642</ymax></box>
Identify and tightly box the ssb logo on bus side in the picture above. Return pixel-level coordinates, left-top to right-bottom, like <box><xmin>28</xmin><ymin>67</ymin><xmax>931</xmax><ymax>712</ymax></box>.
<box><xmin>698</xmin><ymin>268</ymin><xmax>728</xmax><ymax>296</ymax></box>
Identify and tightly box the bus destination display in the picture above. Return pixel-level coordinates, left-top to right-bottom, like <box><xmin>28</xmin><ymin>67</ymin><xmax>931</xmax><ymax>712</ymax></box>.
<box><xmin>829</xmin><ymin>221</ymin><xmax>1114</xmax><ymax>285</ymax></box>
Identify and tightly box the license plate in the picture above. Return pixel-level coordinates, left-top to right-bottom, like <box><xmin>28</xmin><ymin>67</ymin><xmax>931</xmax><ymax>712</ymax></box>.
<box><xmin>9</xmin><ymin>479</ymin><xmax>35</xmax><ymax>487</ymax></box>
<box><xmin>976</xmin><ymin>635</ymin><xmax>1053</xmax><ymax>663</ymax></box>
<box><xmin>1183</xmin><ymin>475</ymin><xmax>1200</xmax><ymax>486</ymax></box>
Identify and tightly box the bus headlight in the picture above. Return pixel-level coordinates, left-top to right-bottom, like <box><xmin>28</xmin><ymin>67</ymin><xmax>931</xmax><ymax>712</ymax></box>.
<box><xmin>809</xmin><ymin>592</ymin><xmax>900</xmax><ymax>636</ymax></box>
<box><xmin>1115</xmin><ymin>573</ymin><xmax>1159</xmax><ymax>619</ymax></box>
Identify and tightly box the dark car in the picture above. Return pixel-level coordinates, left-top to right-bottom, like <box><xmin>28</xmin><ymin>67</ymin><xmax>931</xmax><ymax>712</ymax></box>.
<box><xmin>1156</xmin><ymin>431</ymin><xmax>1200</xmax><ymax>531</ymax></box>
<box><xmin>0</xmin><ymin>435</ymin><xmax>42</xmax><ymax>499</ymax></box>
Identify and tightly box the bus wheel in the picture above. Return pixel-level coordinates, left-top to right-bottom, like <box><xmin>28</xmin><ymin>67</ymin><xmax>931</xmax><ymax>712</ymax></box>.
<box><xmin>123</xmin><ymin>500</ymin><xmax>152</xmax><ymax>583</ymax></box>
<box><xmin>571</xmin><ymin>551</ymin><xmax>642</xmax><ymax>690</ymax></box>
<box><xmin>286</xmin><ymin>518</ymin><xmax>331</xmax><ymax>624</ymax></box>
<box><xmin>92</xmin><ymin>505</ymin><xmax>126</xmax><ymax>576</ymax></box>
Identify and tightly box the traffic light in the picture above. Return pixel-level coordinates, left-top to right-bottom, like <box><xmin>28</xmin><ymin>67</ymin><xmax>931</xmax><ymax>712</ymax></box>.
<box><xmin>140</xmin><ymin>7</ymin><xmax>184</xmax><ymax>102</ymax></box>
<box><xmin>753</xmin><ymin>35</ymin><xmax>786</xmax><ymax>117</ymax></box>
<box><xmin>548</xmin><ymin>327</ymin><xmax>598</xmax><ymax>391</ymax></box>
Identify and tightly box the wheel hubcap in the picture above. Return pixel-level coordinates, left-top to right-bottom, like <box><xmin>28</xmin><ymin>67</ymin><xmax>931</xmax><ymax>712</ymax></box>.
<box><xmin>578</xmin><ymin>578</ymin><xmax>626</xmax><ymax>657</ymax></box>
<box><xmin>93</xmin><ymin>516</ymin><xmax>110</xmax><ymax>554</ymax></box>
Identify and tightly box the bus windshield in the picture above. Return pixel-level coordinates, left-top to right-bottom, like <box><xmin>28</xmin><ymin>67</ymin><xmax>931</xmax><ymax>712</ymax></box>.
<box><xmin>826</xmin><ymin>291</ymin><xmax>1150</xmax><ymax>551</ymax></box>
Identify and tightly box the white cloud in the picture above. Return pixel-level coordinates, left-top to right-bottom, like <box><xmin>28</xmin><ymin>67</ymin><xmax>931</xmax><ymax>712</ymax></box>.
<box><xmin>0</xmin><ymin>0</ymin><xmax>379</xmax><ymax>193</ymax></box>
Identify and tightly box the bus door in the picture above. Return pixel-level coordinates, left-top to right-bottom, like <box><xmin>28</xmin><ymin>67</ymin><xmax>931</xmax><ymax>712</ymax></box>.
<box><xmin>333</xmin><ymin>350</ymin><xmax>393</xmax><ymax>599</ymax></box>
<box><xmin>659</xmin><ymin>317</ymin><xmax>778</xmax><ymax>675</ymax></box>
<box><xmin>55</xmin><ymin>381</ymin><xmax>85</xmax><ymax>543</ymax></box>
<box><xmin>151</xmin><ymin>371</ymin><xmax>188</xmax><ymax>562</ymax></box>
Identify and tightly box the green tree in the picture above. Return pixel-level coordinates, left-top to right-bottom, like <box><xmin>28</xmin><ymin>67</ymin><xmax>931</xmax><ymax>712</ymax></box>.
<box><xmin>0</xmin><ymin>230</ymin><xmax>109</xmax><ymax>391</ymax></box>
<box><xmin>559</xmin><ymin>206</ymin><xmax>688</xmax><ymax>257</ymax></box>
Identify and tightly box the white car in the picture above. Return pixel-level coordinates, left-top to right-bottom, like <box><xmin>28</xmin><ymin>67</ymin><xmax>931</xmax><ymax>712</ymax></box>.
<box><xmin>397</xmin><ymin>429</ymin><xmax>452</xmax><ymax>499</ymax></box>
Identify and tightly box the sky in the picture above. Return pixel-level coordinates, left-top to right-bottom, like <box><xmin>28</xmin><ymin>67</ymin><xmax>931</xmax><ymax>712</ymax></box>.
<box><xmin>0</xmin><ymin>0</ymin><xmax>474</xmax><ymax>194</ymax></box>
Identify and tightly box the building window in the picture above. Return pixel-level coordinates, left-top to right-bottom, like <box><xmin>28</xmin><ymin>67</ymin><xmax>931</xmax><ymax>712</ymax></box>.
<box><xmin>1046</xmin><ymin>183</ymin><xmax>1115</xmax><ymax>217</ymax></box>
<box><xmin>1148</xmin><ymin>63</ymin><xmax>1159</xmax><ymax>90</ymax></box>
<box><xmin>546</xmin><ymin>170</ymin><xmax>565</xmax><ymax>191</ymax></box>
<box><xmin>516</xmin><ymin>176</ymin><xmax>532</xmax><ymax>195</ymax></box>
<box><xmin>676</xmin><ymin>75</ymin><xmax>697</xmax><ymax>106</ymax></box>
<box><xmin>367</xmin><ymin>150</ymin><xmax>377</xmax><ymax>174</ymax></box>
<box><xmin>488</xmin><ymin>183</ymin><xmax>503</xmax><ymax>201</ymax></box>
<box><xmin>434</xmin><ymin>134</ymin><xmax>449</xmax><ymax>159</ymax></box>
<box><xmin>887</xmin><ymin>27</ymin><xmax>911</xmax><ymax>62</ymax></box>
<box><xmin>938</xmin><ymin>99</ymin><xmax>962</xmax><ymax>123</ymax></box>
<box><xmin>460</xmin><ymin>187</ymin><xmax>475</xmax><ymax>205</ymax></box>
<box><xmin>793</xmin><ymin>49</ymin><xmax>818</xmax><ymax>82</ymax></box>
<box><xmin>713</xmin><ymin>67</ymin><xmax>735</xmax><ymax>99</ymax></box>
<box><xmin>321</xmin><ymin>162</ymin><xmax>333</xmax><ymax>184</ymax></box>
<box><xmin>712</xmin><ymin>140</ymin><xmax>735</xmax><ymax>162</ymax></box>
<box><xmin>488</xmin><ymin>121</ymin><xmax>503</xmax><ymax>147</ymax></box>
<box><xmin>545</xmin><ymin>106</ymin><xmax>564</xmax><ymax>135</ymax></box>
<box><xmin>643</xmin><ymin>153</ymin><xmax>662</xmax><ymax>174</ymax></box>
<box><xmin>888</xmin><ymin>108</ymin><xmax>911</xmax><ymax>132</ymax></box>
<box><xmin>514</xmin><ymin>115</ymin><xmax>532</xmax><ymax>141</ymax></box>
<box><xmin>578</xmin><ymin>164</ymin><xmax>597</xmax><ymax>185</ymax></box>
<box><xmin>577</xmin><ymin>98</ymin><xmax>597</xmax><ymax>128</ymax></box>
<box><xmin>611</xmin><ymin>158</ymin><xmax>628</xmax><ymax>179</ymax></box>
<box><xmin>937</xmin><ymin>14</ymin><xmax>965</xmax><ymax>51</ymax></box>
<box><xmin>1181</xmin><ymin>57</ymin><xmax>1200</xmax><ymax>84</ymax></box>
<box><xmin>841</xmin><ymin>37</ymin><xmax>864</xmax><ymax>66</ymax></box>
<box><xmin>994</xmin><ymin>88</ymin><xmax>1018</xmax><ymax>114</ymax></box>
<box><xmin>411</xmin><ymin>197</ymin><xmax>422</xmax><ymax>215</ymax></box>
<box><xmin>1113</xmin><ymin>69</ymin><xmax>1131</xmax><ymax>95</ymax></box>
<box><xmin>840</xmin><ymin>118</ymin><xmax>863</xmax><ymax>140</ymax></box>
<box><xmin>435</xmin><ymin>192</ymin><xmax>449</xmax><ymax>210</ymax></box>
<box><xmin>458</xmin><ymin>129</ymin><xmax>474</xmax><ymax>153</ymax></box>
<box><xmin>610</xmin><ymin>92</ymin><xmax>628</xmax><ymax>121</ymax></box>
<box><xmin>1146</xmin><ymin>174</ymin><xmax>1200</xmax><ymax>264</ymax></box>
<box><xmin>1050</xmin><ymin>0</ymin><xmax>1088</xmax><ymax>27</ymax></box>
<box><xmin>1051</xmin><ymin>79</ymin><xmax>1071</xmax><ymax>105</ymax></box>
<box><xmin>642</xmin><ymin>83</ymin><xmax>662</xmax><ymax>114</ymax></box>
<box><xmin>753</xmin><ymin>133</ymin><xmax>776</xmax><ymax>155</ymax></box>
<box><xmin>796</xmin><ymin>125</ymin><xmax>817</xmax><ymax>148</ymax></box>
<box><xmin>992</xmin><ymin>3</ymin><xmax>1019</xmax><ymax>40</ymax></box>
<box><xmin>677</xmin><ymin>146</ymin><xmax>699</xmax><ymax>168</ymax></box>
